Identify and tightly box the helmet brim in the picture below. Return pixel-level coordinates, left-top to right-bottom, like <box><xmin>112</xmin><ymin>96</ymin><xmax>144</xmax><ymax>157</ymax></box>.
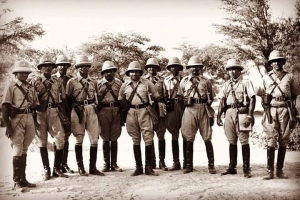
<box><xmin>37</xmin><ymin>63</ymin><xmax>56</xmax><ymax>70</ymax></box>
<box><xmin>268</xmin><ymin>57</ymin><xmax>286</xmax><ymax>65</ymax></box>
<box><xmin>186</xmin><ymin>64</ymin><xmax>204</xmax><ymax>69</ymax></box>
<box><xmin>166</xmin><ymin>64</ymin><xmax>183</xmax><ymax>71</ymax></box>
<box><xmin>145</xmin><ymin>65</ymin><xmax>161</xmax><ymax>71</ymax></box>
<box><xmin>125</xmin><ymin>69</ymin><xmax>144</xmax><ymax>76</ymax></box>
<box><xmin>226</xmin><ymin>66</ymin><xmax>244</xmax><ymax>70</ymax></box>
<box><xmin>56</xmin><ymin>62</ymin><xmax>71</xmax><ymax>66</ymax></box>
<box><xmin>101</xmin><ymin>68</ymin><xmax>117</xmax><ymax>75</ymax></box>
<box><xmin>75</xmin><ymin>63</ymin><xmax>92</xmax><ymax>69</ymax></box>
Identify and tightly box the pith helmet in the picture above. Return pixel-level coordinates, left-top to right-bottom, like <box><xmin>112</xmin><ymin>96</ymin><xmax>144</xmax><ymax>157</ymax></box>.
<box><xmin>166</xmin><ymin>57</ymin><xmax>183</xmax><ymax>71</ymax></box>
<box><xmin>268</xmin><ymin>50</ymin><xmax>286</xmax><ymax>65</ymax></box>
<box><xmin>75</xmin><ymin>55</ymin><xmax>91</xmax><ymax>68</ymax></box>
<box><xmin>12</xmin><ymin>60</ymin><xmax>32</xmax><ymax>74</ymax></box>
<box><xmin>145</xmin><ymin>58</ymin><xmax>161</xmax><ymax>71</ymax></box>
<box><xmin>55</xmin><ymin>55</ymin><xmax>71</xmax><ymax>66</ymax></box>
<box><xmin>37</xmin><ymin>54</ymin><xmax>56</xmax><ymax>70</ymax></box>
<box><xmin>125</xmin><ymin>61</ymin><xmax>143</xmax><ymax>76</ymax></box>
<box><xmin>186</xmin><ymin>56</ymin><xmax>204</xmax><ymax>69</ymax></box>
<box><xmin>225</xmin><ymin>59</ymin><xmax>244</xmax><ymax>70</ymax></box>
<box><xmin>101</xmin><ymin>61</ymin><xmax>117</xmax><ymax>75</ymax></box>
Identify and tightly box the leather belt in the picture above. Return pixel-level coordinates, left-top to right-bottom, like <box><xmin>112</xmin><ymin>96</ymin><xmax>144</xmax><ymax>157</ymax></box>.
<box><xmin>102</xmin><ymin>102</ymin><xmax>119</xmax><ymax>107</ymax></box>
<box><xmin>16</xmin><ymin>108</ymin><xmax>34</xmax><ymax>114</ymax></box>
<box><xmin>227</xmin><ymin>102</ymin><xmax>244</xmax><ymax>108</ymax></box>
<box><xmin>272</xmin><ymin>96</ymin><xmax>289</xmax><ymax>101</ymax></box>
<box><xmin>130</xmin><ymin>102</ymin><xmax>150</xmax><ymax>109</ymax></box>
<box><xmin>47</xmin><ymin>102</ymin><xmax>58</xmax><ymax>108</ymax></box>
<box><xmin>170</xmin><ymin>98</ymin><xmax>179</xmax><ymax>103</ymax></box>
<box><xmin>76</xmin><ymin>99</ymin><xmax>95</xmax><ymax>106</ymax></box>
<box><xmin>193</xmin><ymin>98</ymin><xmax>208</xmax><ymax>104</ymax></box>
<box><xmin>271</xmin><ymin>104</ymin><xmax>287</xmax><ymax>108</ymax></box>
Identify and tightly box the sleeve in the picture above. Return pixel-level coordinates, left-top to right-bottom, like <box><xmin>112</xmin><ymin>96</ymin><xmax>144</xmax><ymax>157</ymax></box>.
<box><xmin>66</xmin><ymin>79</ymin><xmax>73</xmax><ymax>96</ymax></box>
<box><xmin>218</xmin><ymin>83</ymin><xmax>226</xmax><ymax>100</ymax></box>
<box><xmin>32</xmin><ymin>86</ymin><xmax>40</xmax><ymax>106</ymax></box>
<box><xmin>148</xmin><ymin>81</ymin><xmax>159</xmax><ymax>98</ymax></box>
<box><xmin>256</xmin><ymin>76</ymin><xmax>266</xmax><ymax>97</ymax></box>
<box><xmin>207</xmin><ymin>80</ymin><xmax>216</xmax><ymax>100</ymax></box>
<box><xmin>162</xmin><ymin>79</ymin><xmax>168</xmax><ymax>98</ymax></box>
<box><xmin>60</xmin><ymin>80</ymin><xmax>66</xmax><ymax>99</ymax></box>
<box><xmin>177</xmin><ymin>79</ymin><xmax>185</xmax><ymax>97</ymax></box>
<box><xmin>290</xmin><ymin>73</ymin><xmax>300</xmax><ymax>97</ymax></box>
<box><xmin>1</xmin><ymin>84</ymin><xmax>13</xmax><ymax>105</ymax></box>
<box><xmin>245</xmin><ymin>80</ymin><xmax>256</xmax><ymax>98</ymax></box>
<box><xmin>118</xmin><ymin>83</ymin><xmax>126</xmax><ymax>100</ymax></box>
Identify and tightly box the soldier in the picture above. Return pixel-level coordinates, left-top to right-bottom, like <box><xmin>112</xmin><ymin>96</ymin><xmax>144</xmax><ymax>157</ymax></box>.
<box><xmin>143</xmin><ymin>58</ymin><xmax>168</xmax><ymax>171</ymax></box>
<box><xmin>66</xmin><ymin>55</ymin><xmax>104</xmax><ymax>176</ymax></box>
<box><xmin>257</xmin><ymin>50</ymin><xmax>299</xmax><ymax>180</ymax></box>
<box><xmin>2</xmin><ymin>60</ymin><xmax>39</xmax><ymax>189</ymax></box>
<box><xmin>53</xmin><ymin>55</ymin><xmax>74</xmax><ymax>174</ymax></box>
<box><xmin>163</xmin><ymin>57</ymin><xmax>185</xmax><ymax>171</ymax></box>
<box><xmin>97</xmin><ymin>61</ymin><xmax>123</xmax><ymax>172</ymax></box>
<box><xmin>217</xmin><ymin>59</ymin><xmax>256</xmax><ymax>178</ymax></box>
<box><xmin>118</xmin><ymin>61</ymin><xmax>160</xmax><ymax>176</ymax></box>
<box><xmin>177</xmin><ymin>56</ymin><xmax>216</xmax><ymax>174</ymax></box>
<box><xmin>32</xmin><ymin>54</ymin><xmax>68</xmax><ymax>180</ymax></box>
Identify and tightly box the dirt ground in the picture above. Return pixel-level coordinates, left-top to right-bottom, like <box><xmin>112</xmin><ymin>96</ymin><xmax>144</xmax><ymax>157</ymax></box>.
<box><xmin>0</xmin><ymin>112</ymin><xmax>300</xmax><ymax>200</ymax></box>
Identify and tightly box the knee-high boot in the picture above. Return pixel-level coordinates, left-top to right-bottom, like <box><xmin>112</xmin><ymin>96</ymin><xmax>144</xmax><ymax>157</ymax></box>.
<box><xmin>183</xmin><ymin>141</ymin><xmax>193</xmax><ymax>174</ymax></box>
<box><xmin>205</xmin><ymin>141</ymin><xmax>216</xmax><ymax>174</ymax></box>
<box><xmin>158</xmin><ymin>139</ymin><xmax>168</xmax><ymax>171</ymax></box>
<box><xmin>20</xmin><ymin>154</ymin><xmax>36</xmax><ymax>187</ymax></box>
<box><xmin>169</xmin><ymin>140</ymin><xmax>181</xmax><ymax>171</ymax></box>
<box><xmin>53</xmin><ymin>149</ymin><xmax>68</xmax><ymax>178</ymax></box>
<box><xmin>221</xmin><ymin>144</ymin><xmax>237</xmax><ymax>175</ymax></box>
<box><xmin>276</xmin><ymin>146</ymin><xmax>288</xmax><ymax>179</ymax></box>
<box><xmin>40</xmin><ymin>147</ymin><xmax>51</xmax><ymax>180</ymax></box>
<box><xmin>61</xmin><ymin>141</ymin><xmax>74</xmax><ymax>173</ymax></box>
<box><xmin>145</xmin><ymin>145</ymin><xmax>158</xmax><ymax>176</ymax></box>
<box><xmin>75</xmin><ymin>144</ymin><xmax>88</xmax><ymax>176</ymax></box>
<box><xmin>111</xmin><ymin>141</ymin><xmax>122</xmax><ymax>172</ymax></box>
<box><xmin>131</xmin><ymin>145</ymin><xmax>143</xmax><ymax>176</ymax></box>
<box><xmin>182</xmin><ymin>138</ymin><xmax>187</xmax><ymax>169</ymax></box>
<box><xmin>89</xmin><ymin>146</ymin><xmax>105</xmax><ymax>176</ymax></box>
<box><xmin>102</xmin><ymin>141</ymin><xmax>110</xmax><ymax>172</ymax></box>
<box><xmin>263</xmin><ymin>146</ymin><xmax>275</xmax><ymax>180</ymax></box>
<box><xmin>151</xmin><ymin>140</ymin><xmax>157</xmax><ymax>169</ymax></box>
<box><xmin>13</xmin><ymin>156</ymin><xmax>24</xmax><ymax>189</ymax></box>
<box><xmin>242</xmin><ymin>144</ymin><xmax>251</xmax><ymax>178</ymax></box>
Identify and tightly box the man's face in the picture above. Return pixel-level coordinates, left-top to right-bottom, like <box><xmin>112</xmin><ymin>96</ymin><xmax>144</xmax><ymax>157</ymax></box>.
<box><xmin>57</xmin><ymin>64</ymin><xmax>69</xmax><ymax>75</ymax></box>
<box><xmin>169</xmin><ymin>65</ymin><xmax>180</xmax><ymax>76</ymax></box>
<box><xmin>103</xmin><ymin>69</ymin><xmax>115</xmax><ymax>81</ymax></box>
<box><xmin>78</xmin><ymin>65</ymin><xmax>89</xmax><ymax>74</ymax></box>
<box><xmin>146</xmin><ymin>66</ymin><xmax>158</xmax><ymax>76</ymax></box>
<box><xmin>16</xmin><ymin>72</ymin><xmax>30</xmax><ymax>82</ymax></box>
<box><xmin>40</xmin><ymin>64</ymin><xmax>55</xmax><ymax>75</ymax></box>
<box><xmin>129</xmin><ymin>70</ymin><xmax>141</xmax><ymax>81</ymax></box>
<box><xmin>190</xmin><ymin>66</ymin><xmax>202</xmax><ymax>77</ymax></box>
<box><xmin>270</xmin><ymin>59</ymin><xmax>284</xmax><ymax>71</ymax></box>
<box><xmin>228</xmin><ymin>67</ymin><xmax>242</xmax><ymax>79</ymax></box>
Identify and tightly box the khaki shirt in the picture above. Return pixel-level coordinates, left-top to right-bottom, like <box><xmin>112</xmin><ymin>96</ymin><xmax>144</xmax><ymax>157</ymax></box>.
<box><xmin>2</xmin><ymin>78</ymin><xmax>39</xmax><ymax>109</ymax></box>
<box><xmin>143</xmin><ymin>74</ymin><xmax>164</xmax><ymax>96</ymax></box>
<box><xmin>118</xmin><ymin>77</ymin><xmax>159</xmax><ymax>105</ymax></box>
<box><xmin>53</xmin><ymin>72</ymin><xmax>72</xmax><ymax>89</ymax></box>
<box><xmin>66</xmin><ymin>72</ymin><xmax>97</xmax><ymax>101</ymax></box>
<box><xmin>177</xmin><ymin>75</ymin><xmax>215</xmax><ymax>100</ymax></box>
<box><xmin>219</xmin><ymin>77</ymin><xmax>256</xmax><ymax>105</ymax></box>
<box><xmin>163</xmin><ymin>74</ymin><xmax>182</xmax><ymax>99</ymax></box>
<box><xmin>97</xmin><ymin>77</ymin><xmax>122</xmax><ymax>103</ymax></box>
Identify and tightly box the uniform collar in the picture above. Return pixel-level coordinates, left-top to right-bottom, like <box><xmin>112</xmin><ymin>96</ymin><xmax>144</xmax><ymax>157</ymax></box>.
<box><xmin>125</xmin><ymin>77</ymin><xmax>146</xmax><ymax>86</ymax></box>
<box><xmin>14</xmin><ymin>78</ymin><xmax>23</xmax><ymax>86</ymax></box>
<box><xmin>229</xmin><ymin>76</ymin><xmax>242</xmax><ymax>84</ymax></box>
<box><xmin>102</xmin><ymin>77</ymin><xmax>115</xmax><ymax>84</ymax></box>
<box><xmin>41</xmin><ymin>74</ymin><xmax>54</xmax><ymax>83</ymax></box>
<box><xmin>187</xmin><ymin>74</ymin><xmax>202</xmax><ymax>81</ymax></box>
<box><xmin>77</xmin><ymin>72</ymin><xmax>91</xmax><ymax>82</ymax></box>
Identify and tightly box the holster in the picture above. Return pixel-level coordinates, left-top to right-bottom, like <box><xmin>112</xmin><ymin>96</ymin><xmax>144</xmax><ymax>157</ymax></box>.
<box><xmin>36</xmin><ymin>100</ymin><xmax>48</xmax><ymax>112</ymax></box>
<box><xmin>58</xmin><ymin>104</ymin><xmax>70</xmax><ymax>125</ymax></box>
<box><xmin>146</xmin><ymin>106</ymin><xmax>159</xmax><ymax>125</ymax></box>
<box><xmin>166</xmin><ymin>100</ymin><xmax>174</xmax><ymax>112</ymax></box>
<box><xmin>10</xmin><ymin>106</ymin><xmax>17</xmax><ymax>119</ymax></box>
<box><xmin>286</xmin><ymin>100</ymin><xmax>298</xmax><ymax>129</ymax></box>
<box><xmin>262</xmin><ymin>93</ymin><xmax>272</xmax><ymax>124</ymax></box>
<box><xmin>119</xmin><ymin>100</ymin><xmax>130</xmax><ymax>125</ymax></box>
<box><xmin>74</xmin><ymin>105</ymin><xmax>84</xmax><ymax>124</ymax></box>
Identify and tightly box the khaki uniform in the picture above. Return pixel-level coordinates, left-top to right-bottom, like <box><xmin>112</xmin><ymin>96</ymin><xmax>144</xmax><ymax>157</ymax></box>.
<box><xmin>32</xmin><ymin>75</ymin><xmax>65</xmax><ymax>149</ymax></box>
<box><xmin>219</xmin><ymin>77</ymin><xmax>256</xmax><ymax>145</ymax></box>
<box><xmin>66</xmin><ymin>73</ymin><xmax>99</xmax><ymax>145</ymax></box>
<box><xmin>2</xmin><ymin>79</ymin><xmax>39</xmax><ymax>156</ymax></box>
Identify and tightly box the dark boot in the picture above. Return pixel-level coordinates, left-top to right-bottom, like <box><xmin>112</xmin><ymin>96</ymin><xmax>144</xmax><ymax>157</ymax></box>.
<box><xmin>183</xmin><ymin>141</ymin><xmax>193</xmax><ymax>174</ymax></box>
<box><xmin>61</xmin><ymin>141</ymin><xmax>74</xmax><ymax>173</ymax></box>
<box><xmin>52</xmin><ymin>149</ymin><xmax>68</xmax><ymax>178</ymax></box>
<box><xmin>75</xmin><ymin>144</ymin><xmax>88</xmax><ymax>176</ymax></box>
<box><xmin>221</xmin><ymin>144</ymin><xmax>237</xmax><ymax>175</ymax></box>
<box><xmin>20</xmin><ymin>154</ymin><xmax>36</xmax><ymax>187</ymax></box>
<box><xmin>131</xmin><ymin>145</ymin><xmax>143</xmax><ymax>176</ymax></box>
<box><xmin>13</xmin><ymin>156</ymin><xmax>24</xmax><ymax>189</ymax></box>
<box><xmin>158</xmin><ymin>139</ymin><xmax>168</xmax><ymax>171</ymax></box>
<box><xmin>40</xmin><ymin>147</ymin><xmax>51</xmax><ymax>180</ymax></box>
<box><xmin>111</xmin><ymin>141</ymin><xmax>123</xmax><ymax>172</ymax></box>
<box><xmin>182</xmin><ymin>138</ymin><xmax>187</xmax><ymax>170</ymax></box>
<box><xmin>242</xmin><ymin>144</ymin><xmax>251</xmax><ymax>178</ymax></box>
<box><xmin>151</xmin><ymin>140</ymin><xmax>157</xmax><ymax>169</ymax></box>
<box><xmin>263</xmin><ymin>146</ymin><xmax>275</xmax><ymax>180</ymax></box>
<box><xmin>169</xmin><ymin>140</ymin><xmax>181</xmax><ymax>171</ymax></box>
<box><xmin>276</xmin><ymin>146</ymin><xmax>288</xmax><ymax>179</ymax></box>
<box><xmin>145</xmin><ymin>145</ymin><xmax>158</xmax><ymax>176</ymax></box>
<box><xmin>89</xmin><ymin>146</ymin><xmax>105</xmax><ymax>176</ymax></box>
<box><xmin>102</xmin><ymin>141</ymin><xmax>110</xmax><ymax>172</ymax></box>
<box><xmin>205</xmin><ymin>141</ymin><xmax>216</xmax><ymax>174</ymax></box>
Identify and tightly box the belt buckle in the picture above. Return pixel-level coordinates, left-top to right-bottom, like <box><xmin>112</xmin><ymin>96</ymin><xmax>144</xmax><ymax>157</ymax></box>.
<box><xmin>25</xmin><ymin>108</ymin><xmax>30</xmax><ymax>114</ymax></box>
<box><xmin>174</xmin><ymin>98</ymin><xmax>179</xmax><ymax>103</ymax></box>
<box><xmin>195</xmin><ymin>98</ymin><xmax>200</xmax><ymax>104</ymax></box>
<box><xmin>48</xmin><ymin>103</ymin><xmax>52</xmax><ymax>109</ymax></box>
<box><xmin>110</xmin><ymin>102</ymin><xmax>114</xmax><ymax>107</ymax></box>
<box><xmin>135</xmin><ymin>104</ymin><xmax>140</xmax><ymax>109</ymax></box>
<box><xmin>84</xmin><ymin>100</ymin><xmax>88</xmax><ymax>105</ymax></box>
<box><xmin>231</xmin><ymin>104</ymin><xmax>236</xmax><ymax>108</ymax></box>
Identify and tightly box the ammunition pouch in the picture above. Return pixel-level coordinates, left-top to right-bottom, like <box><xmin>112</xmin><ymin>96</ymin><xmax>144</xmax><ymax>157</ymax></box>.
<box><xmin>237</xmin><ymin>107</ymin><xmax>249</xmax><ymax>114</ymax></box>
<box><xmin>74</xmin><ymin>105</ymin><xmax>84</xmax><ymax>124</ymax></box>
<box><xmin>262</xmin><ymin>93</ymin><xmax>272</xmax><ymax>106</ymax></box>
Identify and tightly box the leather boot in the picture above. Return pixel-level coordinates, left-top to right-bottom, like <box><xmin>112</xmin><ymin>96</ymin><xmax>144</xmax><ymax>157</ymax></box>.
<box><xmin>205</xmin><ymin>141</ymin><xmax>216</xmax><ymax>174</ymax></box>
<box><xmin>263</xmin><ymin>146</ymin><xmax>275</xmax><ymax>180</ymax></box>
<box><xmin>13</xmin><ymin>156</ymin><xmax>24</xmax><ymax>189</ymax></box>
<box><xmin>169</xmin><ymin>140</ymin><xmax>181</xmax><ymax>171</ymax></box>
<box><xmin>111</xmin><ymin>141</ymin><xmax>123</xmax><ymax>172</ymax></box>
<box><xmin>276</xmin><ymin>146</ymin><xmax>288</xmax><ymax>179</ymax></box>
<box><xmin>102</xmin><ymin>141</ymin><xmax>110</xmax><ymax>172</ymax></box>
<box><xmin>20</xmin><ymin>154</ymin><xmax>36</xmax><ymax>187</ymax></box>
<box><xmin>242</xmin><ymin>144</ymin><xmax>251</xmax><ymax>178</ymax></box>
<box><xmin>61</xmin><ymin>141</ymin><xmax>74</xmax><ymax>173</ymax></box>
<box><xmin>40</xmin><ymin>147</ymin><xmax>51</xmax><ymax>180</ymax></box>
<box><xmin>75</xmin><ymin>144</ymin><xmax>88</xmax><ymax>176</ymax></box>
<box><xmin>53</xmin><ymin>149</ymin><xmax>68</xmax><ymax>178</ymax></box>
<box><xmin>89</xmin><ymin>146</ymin><xmax>105</xmax><ymax>176</ymax></box>
<box><xmin>183</xmin><ymin>141</ymin><xmax>193</xmax><ymax>174</ymax></box>
<box><xmin>182</xmin><ymin>138</ymin><xmax>187</xmax><ymax>170</ymax></box>
<box><xmin>221</xmin><ymin>144</ymin><xmax>237</xmax><ymax>175</ymax></box>
<box><xmin>151</xmin><ymin>140</ymin><xmax>157</xmax><ymax>169</ymax></box>
<box><xmin>145</xmin><ymin>145</ymin><xmax>158</xmax><ymax>176</ymax></box>
<box><xmin>131</xmin><ymin>145</ymin><xmax>143</xmax><ymax>176</ymax></box>
<box><xmin>158</xmin><ymin>139</ymin><xmax>168</xmax><ymax>171</ymax></box>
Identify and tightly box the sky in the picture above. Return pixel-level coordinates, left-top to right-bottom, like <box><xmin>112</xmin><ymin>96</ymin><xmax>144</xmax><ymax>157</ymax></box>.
<box><xmin>2</xmin><ymin>0</ymin><xmax>298</xmax><ymax>58</ymax></box>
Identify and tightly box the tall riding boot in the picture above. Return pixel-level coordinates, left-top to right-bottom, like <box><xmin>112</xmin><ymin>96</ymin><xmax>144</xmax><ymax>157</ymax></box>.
<box><xmin>20</xmin><ymin>154</ymin><xmax>36</xmax><ymax>187</ymax></box>
<box><xmin>145</xmin><ymin>145</ymin><xmax>158</xmax><ymax>176</ymax></box>
<box><xmin>276</xmin><ymin>146</ymin><xmax>288</xmax><ymax>179</ymax></box>
<box><xmin>61</xmin><ymin>141</ymin><xmax>74</xmax><ymax>173</ymax></box>
<box><xmin>53</xmin><ymin>149</ymin><xmax>68</xmax><ymax>178</ymax></box>
<box><xmin>13</xmin><ymin>156</ymin><xmax>24</xmax><ymax>189</ymax></box>
<box><xmin>131</xmin><ymin>145</ymin><xmax>143</xmax><ymax>176</ymax></box>
<box><xmin>158</xmin><ymin>139</ymin><xmax>168</xmax><ymax>171</ymax></box>
<box><xmin>182</xmin><ymin>138</ymin><xmax>187</xmax><ymax>169</ymax></box>
<box><xmin>89</xmin><ymin>146</ymin><xmax>105</xmax><ymax>176</ymax></box>
<box><xmin>169</xmin><ymin>140</ymin><xmax>181</xmax><ymax>171</ymax></box>
<box><xmin>221</xmin><ymin>144</ymin><xmax>237</xmax><ymax>175</ymax></box>
<box><xmin>75</xmin><ymin>144</ymin><xmax>88</xmax><ymax>176</ymax></box>
<box><xmin>183</xmin><ymin>141</ymin><xmax>194</xmax><ymax>174</ymax></box>
<box><xmin>263</xmin><ymin>146</ymin><xmax>275</xmax><ymax>180</ymax></box>
<box><xmin>102</xmin><ymin>141</ymin><xmax>110</xmax><ymax>172</ymax></box>
<box><xmin>151</xmin><ymin>140</ymin><xmax>157</xmax><ymax>169</ymax></box>
<box><xmin>242</xmin><ymin>144</ymin><xmax>251</xmax><ymax>178</ymax></box>
<box><xmin>111</xmin><ymin>141</ymin><xmax>123</xmax><ymax>172</ymax></box>
<box><xmin>40</xmin><ymin>147</ymin><xmax>51</xmax><ymax>180</ymax></box>
<box><xmin>205</xmin><ymin>141</ymin><xmax>216</xmax><ymax>174</ymax></box>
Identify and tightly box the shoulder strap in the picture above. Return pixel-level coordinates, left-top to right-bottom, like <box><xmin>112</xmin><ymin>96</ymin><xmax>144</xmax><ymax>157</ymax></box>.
<box><xmin>42</xmin><ymin>82</ymin><xmax>56</xmax><ymax>102</ymax></box>
<box><xmin>79</xmin><ymin>79</ymin><xmax>92</xmax><ymax>99</ymax></box>
<box><xmin>169</xmin><ymin>79</ymin><xmax>180</xmax><ymax>98</ymax></box>
<box><xmin>15</xmin><ymin>84</ymin><xmax>29</xmax><ymax>109</ymax></box>
<box><xmin>127</xmin><ymin>82</ymin><xmax>140</xmax><ymax>104</ymax></box>
<box><xmin>268</xmin><ymin>73</ymin><xmax>286</xmax><ymax>97</ymax></box>
<box><xmin>104</xmin><ymin>82</ymin><xmax>118</xmax><ymax>102</ymax></box>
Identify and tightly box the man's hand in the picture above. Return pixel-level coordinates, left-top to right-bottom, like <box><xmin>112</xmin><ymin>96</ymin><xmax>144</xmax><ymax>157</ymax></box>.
<box><xmin>217</xmin><ymin>117</ymin><xmax>223</xmax><ymax>126</ymax></box>
<box><xmin>5</xmin><ymin>124</ymin><xmax>13</xmax><ymax>139</ymax></box>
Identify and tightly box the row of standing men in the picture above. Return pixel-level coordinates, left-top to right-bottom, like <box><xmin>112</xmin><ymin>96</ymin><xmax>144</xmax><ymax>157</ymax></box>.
<box><xmin>2</xmin><ymin>50</ymin><xmax>298</xmax><ymax>190</ymax></box>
